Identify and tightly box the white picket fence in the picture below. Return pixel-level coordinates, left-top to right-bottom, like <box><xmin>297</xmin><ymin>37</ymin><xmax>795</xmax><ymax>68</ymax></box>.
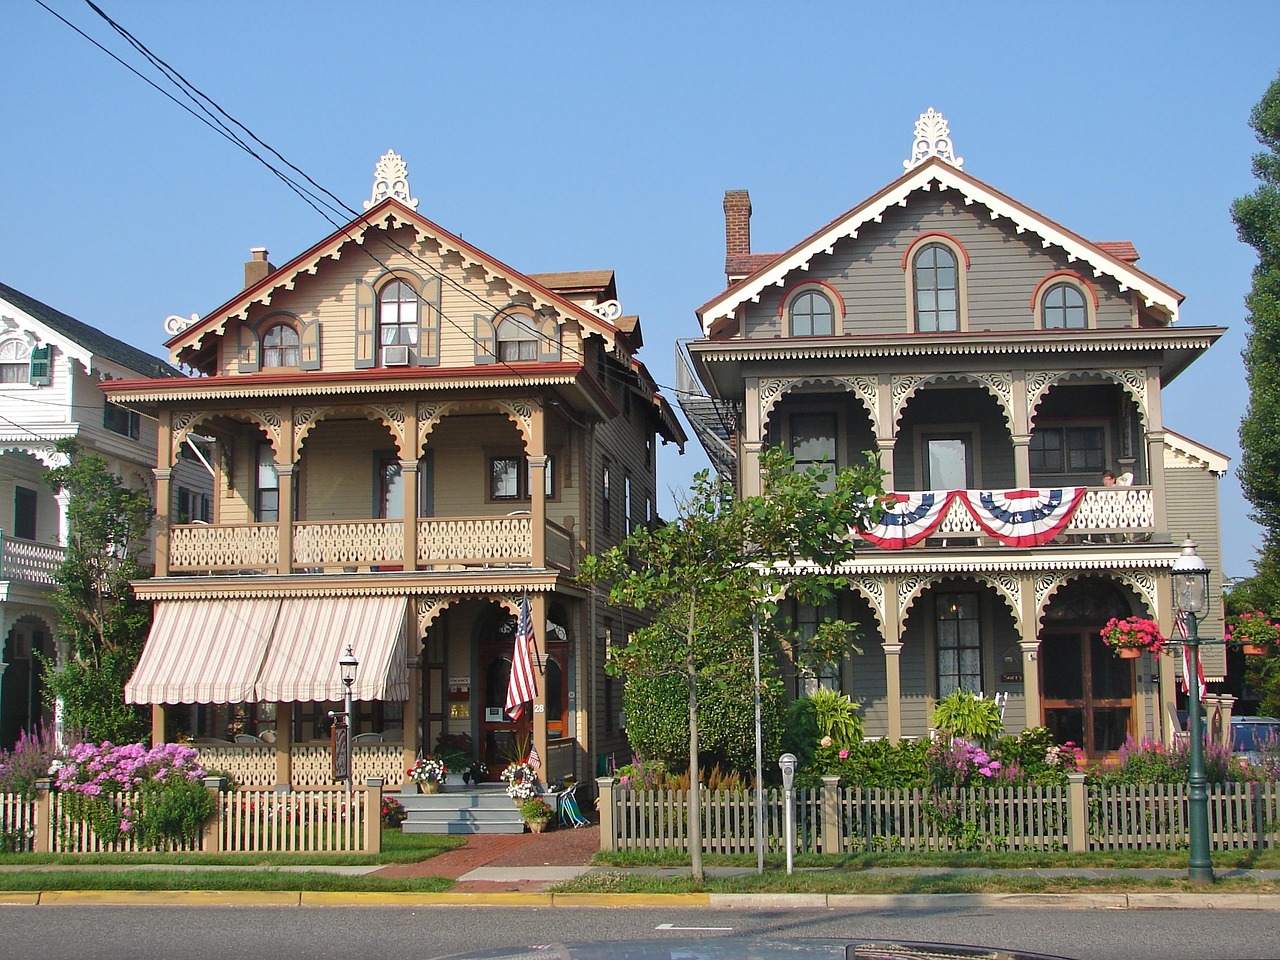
<box><xmin>596</xmin><ymin>775</ymin><xmax>1280</xmax><ymax>854</ymax></box>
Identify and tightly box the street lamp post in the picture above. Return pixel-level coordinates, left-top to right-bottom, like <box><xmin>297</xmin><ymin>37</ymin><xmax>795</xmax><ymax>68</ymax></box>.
<box><xmin>339</xmin><ymin>645</ymin><xmax>359</xmax><ymax>795</ymax></box>
<box><xmin>1171</xmin><ymin>537</ymin><xmax>1213</xmax><ymax>885</ymax></box>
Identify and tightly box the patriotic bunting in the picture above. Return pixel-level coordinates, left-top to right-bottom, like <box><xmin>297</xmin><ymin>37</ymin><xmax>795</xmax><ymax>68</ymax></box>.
<box><xmin>956</xmin><ymin>487</ymin><xmax>1087</xmax><ymax>548</ymax></box>
<box><xmin>859</xmin><ymin>491</ymin><xmax>954</xmax><ymax>549</ymax></box>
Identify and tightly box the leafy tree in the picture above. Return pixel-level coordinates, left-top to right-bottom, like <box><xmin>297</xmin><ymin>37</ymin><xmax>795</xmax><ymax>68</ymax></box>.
<box><xmin>1232</xmin><ymin>72</ymin><xmax>1280</xmax><ymax>592</ymax></box>
<box><xmin>40</xmin><ymin>439</ymin><xmax>154</xmax><ymax>742</ymax></box>
<box><xmin>581</xmin><ymin>445</ymin><xmax>884</xmax><ymax>879</ymax></box>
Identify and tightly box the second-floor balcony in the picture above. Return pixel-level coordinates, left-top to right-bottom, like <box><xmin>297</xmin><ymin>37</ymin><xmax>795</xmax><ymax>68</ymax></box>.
<box><xmin>0</xmin><ymin>534</ymin><xmax>65</xmax><ymax>587</ymax></box>
<box><xmin>167</xmin><ymin>515</ymin><xmax>577</xmax><ymax>575</ymax></box>
<box><xmin>859</xmin><ymin>485</ymin><xmax>1154</xmax><ymax>551</ymax></box>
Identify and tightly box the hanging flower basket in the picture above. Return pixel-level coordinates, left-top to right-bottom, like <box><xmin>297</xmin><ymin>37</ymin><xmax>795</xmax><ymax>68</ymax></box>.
<box><xmin>1099</xmin><ymin>616</ymin><xmax>1166</xmax><ymax>657</ymax></box>
<box><xmin>1227</xmin><ymin>612</ymin><xmax>1280</xmax><ymax>656</ymax></box>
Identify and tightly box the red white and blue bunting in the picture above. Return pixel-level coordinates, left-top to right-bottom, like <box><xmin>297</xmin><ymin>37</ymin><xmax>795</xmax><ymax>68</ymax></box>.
<box><xmin>860</xmin><ymin>491</ymin><xmax>954</xmax><ymax>550</ymax></box>
<box><xmin>955</xmin><ymin>487</ymin><xmax>1087</xmax><ymax>548</ymax></box>
<box><xmin>859</xmin><ymin>487</ymin><xmax>1087</xmax><ymax>550</ymax></box>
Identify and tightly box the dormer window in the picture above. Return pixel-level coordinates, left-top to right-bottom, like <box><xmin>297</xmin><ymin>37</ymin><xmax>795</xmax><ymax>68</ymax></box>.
<box><xmin>790</xmin><ymin>291</ymin><xmax>834</xmax><ymax>336</ymax></box>
<box><xmin>378</xmin><ymin>280</ymin><xmax>419</xmax><ymax>364</ymax></box>
<box><xmin>261</xmin><ymin>324</ymin><xmax>300</xmax><ymax>368</ymax></box>
<box><xmin>496</xmin><ymin>314</ymin><xmax>538</xmax><ymax>362</ymax></box>
<box><xmin>1041</xmin><ymin>282</ymin><xmax>1088</xmax><ymax>329</ymax></box>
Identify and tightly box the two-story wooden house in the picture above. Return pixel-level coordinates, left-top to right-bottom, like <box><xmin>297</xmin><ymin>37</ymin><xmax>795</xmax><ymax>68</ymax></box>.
<box><xmin>106</xmin><ymin>153</ymin><xmax>684</xmax><ymax>788</ymax></box>
<box><xmin>681</xmin><ymin>112</ymin><xmax>1228</xmax><ymax>760</ymax></box>
<box><xmin>0</xmin><ymin>280</ymin><xmax>201</xmax><ymax>748</ymax></box>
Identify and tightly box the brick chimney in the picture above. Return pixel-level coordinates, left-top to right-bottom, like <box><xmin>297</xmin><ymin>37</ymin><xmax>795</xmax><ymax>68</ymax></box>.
<box><xmin>243</xmin><ymin>248</ymin><xmax>273</xmax><ymax>288</ymax></box>
<box><xmin>723</xmin><ymin>190</ymin><xmax>752</xmax><ymax>259</ymax></box>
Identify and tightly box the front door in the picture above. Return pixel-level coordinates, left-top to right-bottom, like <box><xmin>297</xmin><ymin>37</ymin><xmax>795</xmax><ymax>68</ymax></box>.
<box><xmin>479</xmin><ymin>648</ymin><xmax>523</xmax><ymax>776</ymax></box>
<box><xmin>1040</xmin><ymin>628</ymin><xmax>1134</xmax><ymax>758</ymax></box>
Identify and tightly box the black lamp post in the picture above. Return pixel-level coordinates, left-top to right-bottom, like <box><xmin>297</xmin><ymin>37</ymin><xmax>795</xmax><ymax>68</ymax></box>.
<box><xmin>1170</xmin><ymin>537</ymin><xmax>1213</xmax><ymax>885</ymax></box>
<box><xmin>339</xmin><ymin>645</ymin><xmax>359</xmax><ymax>794</ymax></box>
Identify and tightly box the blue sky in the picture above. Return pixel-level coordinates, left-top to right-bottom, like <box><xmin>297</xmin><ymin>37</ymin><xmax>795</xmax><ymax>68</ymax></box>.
<box><xmin>3</xmin><ymin>1</ymin><xmax>1278</xmax><ymax>579</ymax></box>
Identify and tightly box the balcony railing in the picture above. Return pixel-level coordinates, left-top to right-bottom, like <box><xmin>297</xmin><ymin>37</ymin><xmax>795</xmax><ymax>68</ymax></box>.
<box><xmin>859</xmin><ymin>485</ymin><xmax>1154</xmax><ymax>549</ymax></box>
<box><xmin>167</xmin><ymin>514</ymin><xmax>579</xmax><ymax>574</ymax></box>
<box><xmin>0</xmin><ymin>534</ymin><xmax>65</xmax><ymax>585</ymax></box>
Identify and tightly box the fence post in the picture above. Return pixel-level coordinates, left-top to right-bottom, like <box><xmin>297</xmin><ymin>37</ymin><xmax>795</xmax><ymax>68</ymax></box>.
<box><xmin>1066</xmin><ymin>772</ymin><xmax>1088</xmax><ymax>853</ymax></box>
<box><xmin>595</xmin><ymin>777</ymin><xmax>616</xmax><ymax>852</ymax></box>
<box><xmin>202</xmin><ymin>777</ymin><xmax>226</xmax><ymax>853</ymax></box>
<box><xmin>364</xmin><ymin>778</ymin><xmax>384</xmax><ymax>854</ymax></box>
<box><xmin>32</xmin><ymin>778</ymin><xmax>52</xmax><ymax>854</ymax></box>
<box><xmin>820</xmin><ymin>776</ymin><xmax>842</xmax><ymax>855</ymax></box>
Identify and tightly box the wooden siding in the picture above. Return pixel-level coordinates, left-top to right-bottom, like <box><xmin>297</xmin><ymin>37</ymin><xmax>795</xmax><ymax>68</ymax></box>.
<box><xmin>1165</xmin><ymin>463</ymin><xmax>1227</xmax><ymax>678</ymax></box>
<box><xmin>742</xmin><ymin>190</ymin><xmax>1135</xmax><ymax>340</ymax></box>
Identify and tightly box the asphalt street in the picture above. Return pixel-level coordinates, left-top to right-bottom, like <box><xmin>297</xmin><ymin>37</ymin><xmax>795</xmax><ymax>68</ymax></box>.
<box><xmin>1</xmin><ymin>904</ymin><xmax>1277</xmax><ymax>960</ymax></box>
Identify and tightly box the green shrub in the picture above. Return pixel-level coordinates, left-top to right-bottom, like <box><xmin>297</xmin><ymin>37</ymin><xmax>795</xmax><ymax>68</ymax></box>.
<box><xmin>835</xmin><ymin>737</ymin><xmax>930</xmax><ymax>788</ymax></box>
<box><xmin>930</xmin><ymin>690</ymin><xmax>1004</xmax><ymax>744</ymax></box>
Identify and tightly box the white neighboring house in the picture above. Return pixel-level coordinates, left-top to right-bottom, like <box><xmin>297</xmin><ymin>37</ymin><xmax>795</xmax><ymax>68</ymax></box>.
<box><xmin>0</xmin><ymin>280</ymin><xmax>208</xmax><ymax>749</ymax></box>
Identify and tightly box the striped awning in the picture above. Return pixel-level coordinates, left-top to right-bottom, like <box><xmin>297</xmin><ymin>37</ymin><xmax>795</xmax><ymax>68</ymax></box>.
<box><xmin>125</xmin><ymin>599</ymin><xmax>280</xmax><ymax>704</ymax></box>
<box><xmin>255</xmin><ymin>596</ymin><xmax>409</xmax><ymax>702</ymax></box>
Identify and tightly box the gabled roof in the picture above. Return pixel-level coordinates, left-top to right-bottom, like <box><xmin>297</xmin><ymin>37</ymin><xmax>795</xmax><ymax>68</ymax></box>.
<box><xmin>0</xmin><ymin>279</ymin><xmax>182</xmax><ymax>379</ymax></box>
<box><xmin>1164</xmin><ymin>429</ymin><xmax>1230</xmax><ymax>476</ymax></box>
<box><xmin>166</xmin><ymin>199</ymin><xmax>630</xmax><ymax>365</ymax></box>
<box><xmin>696</xmin><ymin>157</ymin><xmax>1184</xmax><ymax>335</ymax></box>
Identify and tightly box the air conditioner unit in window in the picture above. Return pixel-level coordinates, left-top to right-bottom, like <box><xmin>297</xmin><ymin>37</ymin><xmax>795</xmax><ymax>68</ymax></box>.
<box><xmin>382</xmin><ymin>345</ymin><xmax>411</xmax><ymax>366</ymax></box>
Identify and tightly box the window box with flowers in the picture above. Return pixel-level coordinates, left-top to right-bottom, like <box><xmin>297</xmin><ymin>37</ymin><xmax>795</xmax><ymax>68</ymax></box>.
<box><xmin>407</xmin><ymin>755</ymin><xmax>447</xmax><ymax>793</ymax></box>
<box><xmin>1100</xmin><ymin>616</ymin><xmax>1166</xmax><ymax>659</ymax></box>
<box><xmin>1227</xmin><ymin>611</ymin><xmax>1280</xmax><ymax>656</ymax></box>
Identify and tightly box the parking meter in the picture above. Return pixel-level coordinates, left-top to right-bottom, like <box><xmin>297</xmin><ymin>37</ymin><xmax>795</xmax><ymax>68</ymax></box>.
<box><xmin>778</xmin><ymin>753</ymin><xmax>797</xmax><ymax>874</ymax></box>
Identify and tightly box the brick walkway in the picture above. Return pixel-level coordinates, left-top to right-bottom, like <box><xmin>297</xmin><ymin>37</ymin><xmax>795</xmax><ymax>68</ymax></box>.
<box><xmin>374</xmin><ymin>825</ymin><xmax>600</xmax><ymax>891</ymax></box>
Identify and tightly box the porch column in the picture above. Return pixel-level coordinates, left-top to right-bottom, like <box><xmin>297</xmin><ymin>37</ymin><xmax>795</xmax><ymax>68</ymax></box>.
<box><xmin>150</xmin><ymin>704</ymin><xmax>166</xmax><ymax>746</ymax></box>
<box><xmin>1018</xmin><ymin>575</ymin><xmax>1041</xmax><ymax>727</ymax></box>
<box><xmin>876</xmin><ymin>438</ymin><xmax>897</xmax><ymax>490</ymax></box>
<box><xmin>153</xmin><ymin>469</ymin><xmax>173</xmax><ymax>577</ymax></box>
<box><xmin>1146</xmin><ymin>429</ymin><xmax>1168</xmax><ymax>536</ymax></box>
<box><xmin>403</xmin><ymin>653</ymin><xmax>420</xmax><ymax>775</ymax></box>
<box><xmin>530</xmin><ymin>403</ymin><xmax>547</xmax><ymax>566</ymax></box>
<box><xmin>275</xmin><ymin>703</ymin><xmax>293</xmax><ymax>787</ymax></box>
<box><xmin>532</xmin><ymin>591</ymin><xmax>549</xmax><ymax>784</ymax></box>
<box><xmin>401</xmin><ymin>459</ymin><xmax>419</xmax><ymax>570</ymax></box>
<box><xmin>883</xmin><ymin>643</ymin><xmax>904</xmax><ymax>743</ymax></box>
<box><xmin>1012</xmin><ymin>436</ymin><xmax>1031</xmax><ymax>489</ymax></box>
<box><xmin>276</xmin><ymin>462</ymin><xmax>295</xmax><ymax>575</ymax></box>
<box><xmin>742</xmin><ymin>377</ymin><xmax>763</xmax><ymax>497</ymax></box>
<box><xmin>153</xmin><ymin>412</ymin><xmax>173</xmax><ymax>576</ymax></box>
<box><xmin>1157</xmin><ymin>571</ymin><xmax>1179</xmax><ymax>743</ymax></box>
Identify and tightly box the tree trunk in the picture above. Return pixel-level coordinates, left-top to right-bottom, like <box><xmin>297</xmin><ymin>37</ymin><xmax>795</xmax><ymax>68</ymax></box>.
<box><xmin>688</xmin><ymin>665</ymin><xmax>702</xmax><ymax>882</ymax></box>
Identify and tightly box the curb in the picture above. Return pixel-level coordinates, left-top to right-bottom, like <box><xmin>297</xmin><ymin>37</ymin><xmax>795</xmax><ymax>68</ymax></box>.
<box><xmin>2</xmin><ymin>890</ymin><xmax>1277</xmax><ymax>909</ymax></box>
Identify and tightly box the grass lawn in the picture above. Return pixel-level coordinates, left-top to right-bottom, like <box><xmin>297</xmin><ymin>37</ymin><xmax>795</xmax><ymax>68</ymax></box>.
<box><xmin>0</xmin><ymin>870</ymin><xmax>453</xmax><ymax>893</ymax></box>
<box><xmin>0</xmin><ymin>828</ymin><xmax>463</xmax><ymax>868</ymax></box>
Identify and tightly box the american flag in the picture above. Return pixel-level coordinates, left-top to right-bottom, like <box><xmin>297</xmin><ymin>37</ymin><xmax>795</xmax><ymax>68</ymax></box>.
<box><xmin>505</xmin><ymin>593</ymin><xmax>539</xmax><ymax>720</ymax></box>
<box><xmin>527</xmin><ymin>745</ymin><xmax>541</xmax><ymax>770</ymax></box>
<box><xmin>1177</xmin><ymin>612</ymin><xmax>1207</xmax><ymax>701</ymax></box>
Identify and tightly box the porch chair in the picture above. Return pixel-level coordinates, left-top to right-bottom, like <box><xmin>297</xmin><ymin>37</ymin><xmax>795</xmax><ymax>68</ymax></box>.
<box><xmin>556</xmin><ymin>782</ymin><xmax>590</xmax><ymax>828</ymax></box>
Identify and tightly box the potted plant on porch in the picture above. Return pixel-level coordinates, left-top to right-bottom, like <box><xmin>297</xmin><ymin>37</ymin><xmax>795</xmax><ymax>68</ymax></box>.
<box><xmin>1226</xmin><ymin>611</ymin><xmax>1280</xmax><ymax>656</ymax></box>
<box><xmin>1099</xmin><ymin>616</ymin><xmax>1166</xmax><ymax>659</ymax></box>
<box><xmin>406</xmin><ymin>755</ymin><xmax>448</xmax><ymax>794</ymax></box>
<box><xmin>519</xmin><ymin>796</ymin><xmax>552</xmax><ymax>833</ymax></box>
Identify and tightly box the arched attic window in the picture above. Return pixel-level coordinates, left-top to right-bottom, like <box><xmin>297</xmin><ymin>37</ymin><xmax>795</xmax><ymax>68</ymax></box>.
<box><xmin>0</xmin><ymin>339</ymin><xmax>34</xmax><ymax>384</ymax></box>
<box><xmin>378</xmin><ymin>280</ymin><xmax>419</xmax><ymax>364</ymax></box>
<box><xmin>261</xmin><ymin>323</ymin><xmax>300</xmax><ymax>368</ymax></box>
<box><xmin>496</xmin><ymin>313</ymin><xmax>538</xmax><ymax>362</ymax></box>
<box><xmin>789</xmin><ymin>289</ymin><xmax>835</xmax><ymax>336</ymax></box>
<box><xmin>1041</xmin><ymin>282</ymin><xmax>1089</xmax><ymax>329</ymax></box>
<box><xmin>912</xmin><ymin>243</ymin><xmax>960</xmax><ymax>332</ymax></box>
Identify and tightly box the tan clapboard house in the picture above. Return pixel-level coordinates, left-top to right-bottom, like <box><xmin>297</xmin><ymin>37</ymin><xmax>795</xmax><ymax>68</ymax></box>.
<box><xmin>680</xmin><ymin>111</ymin><xmax>1229</xmax><ymax>760</ymax></box>
<box><xmin>107</xmin><ymin>153</ymin><xmax>684</xmax><ymax>789</ymax></box>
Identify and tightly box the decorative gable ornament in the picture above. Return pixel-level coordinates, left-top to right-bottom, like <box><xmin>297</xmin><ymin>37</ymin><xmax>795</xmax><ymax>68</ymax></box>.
<box><xmin>904</xmin><ymin>108</ymin><xmax>963</xmax><ymax>170</ymax></box>
<box><xmin>365</xmin><ymin>150</ymin><xmax>419</xmax><ymax>211</ymax></box>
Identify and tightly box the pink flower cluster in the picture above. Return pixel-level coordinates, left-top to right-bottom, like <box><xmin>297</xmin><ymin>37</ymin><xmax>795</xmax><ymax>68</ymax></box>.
<box><xmin>1100</xmin><ymin>616</ymin><xmax>1166</xmax><ymax>653</ymax></box>
<box><xmin>51</xmin><ymin>741</ymin><xmax>206</xmax><ymax>796</ymax></box>
<box><xmin>945</xmin><ymin>739</ymin><xmax>1004</xmax><ymax>780</ymax></box>
<box><xmin>1226</xmin><ymin>612</ymin><xmax>1280</xmax><ymax>648</ymax></box>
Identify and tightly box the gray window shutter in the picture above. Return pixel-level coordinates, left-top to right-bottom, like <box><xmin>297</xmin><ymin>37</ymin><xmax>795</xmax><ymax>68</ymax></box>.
<box><xmin>538</xmin><ymin>315</ymin><xmax>561</xmax><ymax>363</ymax></box>
<box><xmin>299</xmin><ymin>318</ymin><xmax>322</xmax><ymax>370</ymax></box>
<box><xmin>354</xmin><ymin>280</ymin><xmax>376</xmax><ymax>369</ymax></box>
<box><xmin>417</xmin><ymin>277</ymin><xmax>441</xmax><ymax>367</ymax></box>
<box><xmin>237</xmin><ymin>324</ymin><xmax>260</xmax><ymax>372</ymax></box>
<box><xmin>28</xmin><ymin>345</ymin><xmax>51</xmax><ymax>385</ymax></box>
<box><xmin>474</xmin><ymin>314</ymin><xmax>496</xmax><ymax>364</ymax></box>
